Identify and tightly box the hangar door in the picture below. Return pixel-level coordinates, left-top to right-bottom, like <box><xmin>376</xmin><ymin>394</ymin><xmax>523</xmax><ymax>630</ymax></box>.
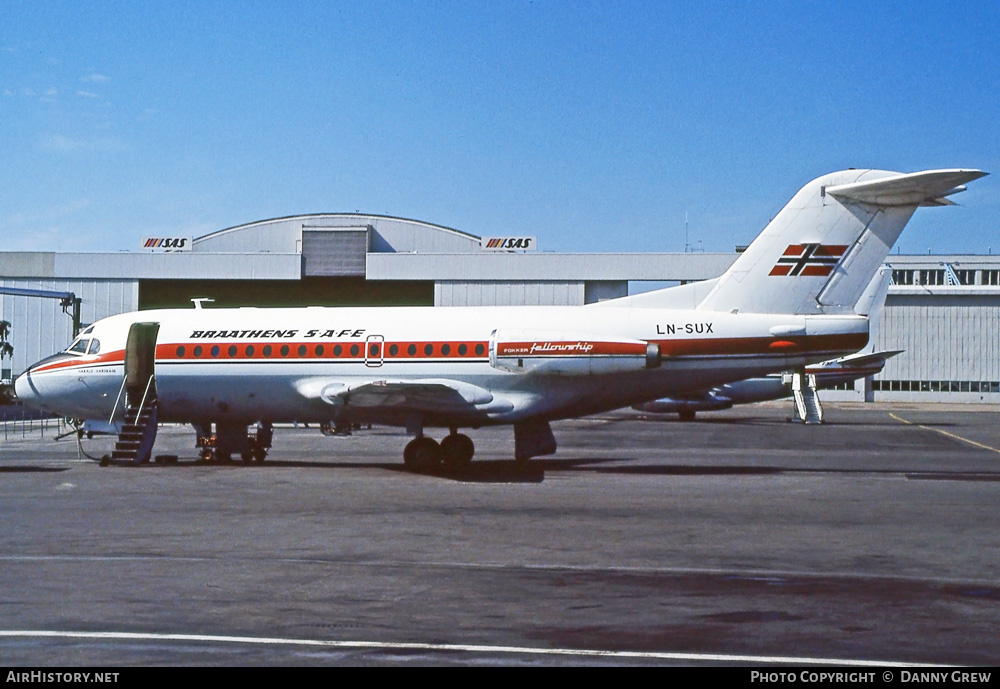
<box><xmin>301</xmin><ymin>227</ymin><xmax>369</xmax><ymax>277</ymax></box>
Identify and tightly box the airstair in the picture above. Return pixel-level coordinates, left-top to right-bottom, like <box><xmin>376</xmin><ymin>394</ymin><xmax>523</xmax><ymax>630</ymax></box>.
<box><xmin>101</xmin><ymin>322</ymin><xmax>160</xmax><ymax>465</ymax></box>
<box><xmin>109</xmin><ymin>392</ymin><xmax>158</xmax><ymax>464</ymax></box>
<box><xmin>790</xmin><ymin>372</ymin><xmax>823</xmax><ymax>424</ymax></box>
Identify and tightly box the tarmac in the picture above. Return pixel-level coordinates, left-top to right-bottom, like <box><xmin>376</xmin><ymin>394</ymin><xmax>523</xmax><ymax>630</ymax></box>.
<box><xmin>1</xmin><ymin>401</ymin><xmax>999</xmax><ymax>666</ymax></box>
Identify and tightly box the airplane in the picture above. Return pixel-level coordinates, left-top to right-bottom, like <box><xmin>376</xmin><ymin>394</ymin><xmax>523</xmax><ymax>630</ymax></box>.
<box><xmin>14</xmin><ymin>168</ymin><xmax>987</xmax><ymax>470</ymax></box>
<box><xmin>633</xmin><ymin>266</ymin><xmax>903</xmax><ymax>420</ymax></box>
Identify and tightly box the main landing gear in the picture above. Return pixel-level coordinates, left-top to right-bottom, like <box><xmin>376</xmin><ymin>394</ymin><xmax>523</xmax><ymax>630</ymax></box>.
<box><xmin>403</xmin><ymin>431</ymin><xmax>475</xmax><ymax>472</ymax></box>
<box><xmin>242</xmin><ymin>422</ymin><xmax>273</xmax><ymax>463</ymax></box>
<box><xmin>195</xmin><ymin>421</ymin><xmax>272</xmax><ymax>463</ymax></box>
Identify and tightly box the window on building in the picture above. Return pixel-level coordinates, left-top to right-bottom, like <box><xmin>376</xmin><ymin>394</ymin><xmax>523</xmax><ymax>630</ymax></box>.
<box><xmin>892</xmin><ymin>269</ymin><xmax>915</xmax><ymax>285</ymax></box>
<box><xmin>920</xmin><ymin>270</ymin><xmax>946</xmax><ymax>286</ymax></box>
<box><xmin>954</xmin><ymin>269</ymin><xmax>976</xmax><ymax>285</ymax></box>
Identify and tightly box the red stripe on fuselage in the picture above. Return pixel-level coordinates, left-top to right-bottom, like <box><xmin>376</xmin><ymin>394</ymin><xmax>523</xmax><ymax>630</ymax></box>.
<box><xmin>30</xmin><ymin>332</ymin><xmax>869</xmax><ymax>375</ymax></box>
<box><xmin>496</xmin><ymin>341</ymin><xmax>647</xmax><ymax>357</ymax></box>
<box><xmin>652</xmin><ymin>332</ymin><xmax>867</xmax><ymax>358</ymax></box>
<box><xmin>31</xmin><ymin>351</ymin><xmax>126</xmax><ymax>373</ymax></box>
<box><xmin>157</xmin><ymin>341</ymin><xmax>492</xmax><ymax>362</ymax></box>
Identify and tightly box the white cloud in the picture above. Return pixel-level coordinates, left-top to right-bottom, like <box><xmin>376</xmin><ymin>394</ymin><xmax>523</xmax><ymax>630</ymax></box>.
<box><xmin>81</xmin><ymin>73</ymin><xmax>110</xmax><ymax>84</ymax></box>
<box><xmin>76</xmin><ymin>90</ymin><xmax>100</xmax><ymax>99</ymax></box>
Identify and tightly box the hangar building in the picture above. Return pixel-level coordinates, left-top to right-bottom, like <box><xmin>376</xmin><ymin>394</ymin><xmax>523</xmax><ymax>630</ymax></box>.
<box><xmin>1</xmin><ymin>213</ymin><xmax>998</xmax><ymax>403</ymax></box>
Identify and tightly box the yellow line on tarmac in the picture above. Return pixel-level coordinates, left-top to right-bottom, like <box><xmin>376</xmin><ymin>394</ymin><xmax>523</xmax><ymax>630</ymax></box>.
<box><xmin>889</xmin><ymin>413</ymin><xmax>1000</xmax><ymax>455</ymax></box>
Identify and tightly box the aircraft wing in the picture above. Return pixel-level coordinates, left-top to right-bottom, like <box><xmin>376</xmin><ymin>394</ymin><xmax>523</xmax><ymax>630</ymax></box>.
<box><xmin>295</xmin><ymin>377</ymin><xmax>515</xmax><ymax>416</ymax></box>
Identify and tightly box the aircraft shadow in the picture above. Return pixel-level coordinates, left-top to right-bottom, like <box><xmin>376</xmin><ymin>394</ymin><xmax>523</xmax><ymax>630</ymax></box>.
<box><xmin>99</xmin><ymin>456</ymin><xmax>549</xmax><ymax>483</ymax></box>
<box><xmin>92</xmin><ymin>454</ymin><xmax>1000</xmax><ymax>483</ymax></box>
<box><xmin>266</xmin><ymin>458</ymin><xmax>545</xmax><ymax>483</ymax></box>
<box><xmin>0</xmin><ymin>466</ymin><xmax>70</xmax><ymax>473</ymax></box>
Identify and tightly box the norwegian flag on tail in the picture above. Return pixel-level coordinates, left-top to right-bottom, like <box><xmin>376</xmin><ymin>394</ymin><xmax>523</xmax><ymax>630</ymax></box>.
<box><xmin>769</xmin><ymin>243</ymin><xmax>847</xmax><ymax>277</ymax></box>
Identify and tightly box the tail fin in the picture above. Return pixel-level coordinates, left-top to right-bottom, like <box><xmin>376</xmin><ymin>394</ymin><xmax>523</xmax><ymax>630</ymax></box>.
<box><xmin>696</xmin><ymin>168</ymin><xmax>987</xmax><ymax>315</ymax></box>
<box><xmin>853</xmin><ymin>265</ymin><xmax>892</xmax><ymax>355</ymax></box>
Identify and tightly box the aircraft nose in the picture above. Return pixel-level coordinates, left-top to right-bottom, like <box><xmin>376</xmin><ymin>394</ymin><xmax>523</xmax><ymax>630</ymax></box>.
<box><xmin>14</xmin><ymin>369</ymin><xmax>37</xmax><ymax>405</ymax></box>
<box><xmin>13</xmin><ymin>366</ymin><xmax>50</xmax><ymax>412</ymax></box>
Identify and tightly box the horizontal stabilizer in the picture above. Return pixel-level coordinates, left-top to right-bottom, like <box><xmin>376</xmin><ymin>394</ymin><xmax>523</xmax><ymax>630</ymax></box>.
<box><xmin>826</xmin><ymin>169</ymin><xmax>987</xmax><ymax>207</ymax></box>
<box><xmin>837</xmin><ymin>349</ymin><xmax>904</xmax><ymax>368</ymax></box>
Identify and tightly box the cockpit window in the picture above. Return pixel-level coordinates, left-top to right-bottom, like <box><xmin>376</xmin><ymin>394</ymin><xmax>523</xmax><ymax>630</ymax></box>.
<box><xmin>82</xmin><ymin>325</ymin><xmax>95</xmax><ymax>335</ymax></box>
<box><xmin>87</xmin><ymin>339</ymin><xmax>101</xmax><ymax>355</ymax></box>
<box><xmin>68</xmin><ymin>339</ymin><xmax>89</xmax><ymax>354</ymax></box>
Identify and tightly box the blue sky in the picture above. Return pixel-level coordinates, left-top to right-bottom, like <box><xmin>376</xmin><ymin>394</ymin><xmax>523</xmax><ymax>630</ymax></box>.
<box><xmin>2</xmin><ymin>1</ymin><xmax>998</xmax><ymax>256</ymax></box>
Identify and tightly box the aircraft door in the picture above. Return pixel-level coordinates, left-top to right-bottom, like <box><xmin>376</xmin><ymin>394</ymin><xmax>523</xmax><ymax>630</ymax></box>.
<box><xmin>125</xmin><ymin>322</ymin><xmax>160</xmax><ymax>402</ymax></box>
<box><xmin>365</xmin><ymin>334</ymin><xmax>384</xmax><ymax>368</ymax></box>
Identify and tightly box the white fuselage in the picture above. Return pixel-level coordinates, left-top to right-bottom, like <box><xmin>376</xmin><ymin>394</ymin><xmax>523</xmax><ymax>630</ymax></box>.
<box><xmin>15</xmin><ymin>304</ymin><xmax>868</xmax><ymax>428</ymax></box>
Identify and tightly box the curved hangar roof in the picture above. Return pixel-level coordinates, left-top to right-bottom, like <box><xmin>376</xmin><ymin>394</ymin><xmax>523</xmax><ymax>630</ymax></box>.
<box><xmin>194</xmin><ymin>213</ymin><xmax>482</xmax><ymax>255</ymax></box>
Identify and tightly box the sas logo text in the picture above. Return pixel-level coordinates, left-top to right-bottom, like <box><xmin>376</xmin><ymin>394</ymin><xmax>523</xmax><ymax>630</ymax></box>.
<box><xmin>143</xmin><ymin>237</ymin><xmax>192</xmax><ymax>251</ymax></box>
<box><xmin>481</xmin><ymin>236</ymin><xmax>537</xmax><ymax>251</ymax></box>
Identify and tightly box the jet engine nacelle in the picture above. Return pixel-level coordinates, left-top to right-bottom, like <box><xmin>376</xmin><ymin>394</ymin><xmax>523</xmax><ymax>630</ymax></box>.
<box><xmin>633</xmin><ymin>392</ymin><xmax>734</xmax><ymax>414</ymax></box>
<box><xmin>490</xmin><ymin>329</ymin><xmax>661</xmax><ymax>376</ymax></box>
